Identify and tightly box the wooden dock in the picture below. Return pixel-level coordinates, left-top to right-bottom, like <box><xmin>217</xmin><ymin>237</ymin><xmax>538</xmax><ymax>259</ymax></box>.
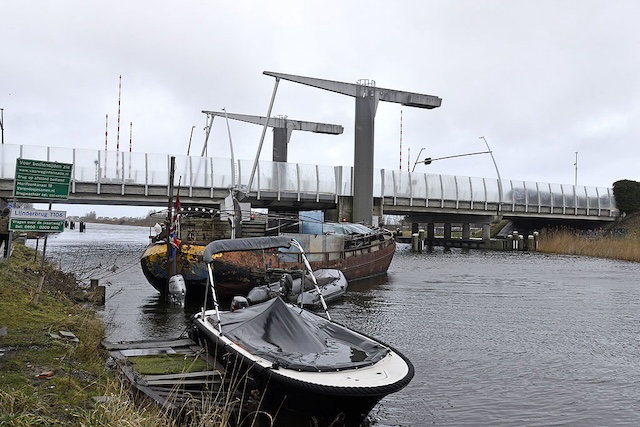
<box><xmin>102</xmin><ymin>337</ymin><xmax>263</xmax><ymax>421</ymax></box>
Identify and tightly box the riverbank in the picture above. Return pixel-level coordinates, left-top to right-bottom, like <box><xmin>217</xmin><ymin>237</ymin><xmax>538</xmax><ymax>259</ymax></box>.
<box><xmin>538</xmin><ymin>213</ymin><xmax>640</xmax><ymax>262</ymax></box>
<box><xmin>0</xmin><ymin>245</ymin><xmax>173</xmax><ymax>426</ymax></box>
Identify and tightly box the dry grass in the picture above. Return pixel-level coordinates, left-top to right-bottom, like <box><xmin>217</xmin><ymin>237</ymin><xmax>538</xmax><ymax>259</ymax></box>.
<box><xmin>538</xmin><ymin>228</ymin><xmax>640</xmax><ymax>262</ymax></box>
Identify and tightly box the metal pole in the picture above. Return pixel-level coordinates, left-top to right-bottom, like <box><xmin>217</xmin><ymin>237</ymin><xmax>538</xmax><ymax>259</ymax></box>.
<box><xmin>201</xmin><ymin>114</ymin><xmax>214</xmax><ymax>157</ymax></box>
<box><xmin>166</xmin><ymin>156</ymin><xmax>176</xmax><ymax>300</ymax></box>
<box><xmin>479</xmin><ymin>136</ymin><xmax>503</xmax><ymax>206</ymax></box>
<box><xmin>222</xmin><ymin>108</ymin><xmax>236</xmax><ymax>187</ymax></box>
<box><xmin>0</xmin><ymin>108</ymin><xmax>4</xmax><ymax>144</ymax></box>
<box><xmin>411</xmin><ymin>148</ymin><xmax>425</xmax><ymax>172</ymax></box>
<box><xmin>40</xmin><ymin>203</ymin><xmax>53</xmax><ymax>269</ymax></box>
<box><xmin>574</xmin><ymin>151</ymin><xmax>578</xmax><ymax>186</ymax></box>
<box><xmin>186</xmin><ymin>125</ymin><xmax>195</xmax><ymax>156</ymax></box>
<box><xmin>248</xmin><ymin>77</ymin><xmax>280</xmax><ymax>191</ymax></box>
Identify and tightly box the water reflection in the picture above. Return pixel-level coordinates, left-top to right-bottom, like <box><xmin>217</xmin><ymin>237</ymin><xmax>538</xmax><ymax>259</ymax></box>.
<box><xmin>138</xmin><ymin>295</ymin><xmax>199</xmax><ymax>339</ymax></box>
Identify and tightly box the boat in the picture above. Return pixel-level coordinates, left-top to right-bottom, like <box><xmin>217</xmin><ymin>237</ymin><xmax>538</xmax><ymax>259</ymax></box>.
<box><xmin>140</xmin><ymin>210</ymin><xmax>395</xmax><ymax>298</ymax></box>
<box><xmin>247</xmin><ymin>268</ymin><xmax>348</xmax><ymax>309</ymax></box>
<box><xmin>188</xmin><ymin>236</ymin><xmax>414</xmax><ymax>426</ymax></box>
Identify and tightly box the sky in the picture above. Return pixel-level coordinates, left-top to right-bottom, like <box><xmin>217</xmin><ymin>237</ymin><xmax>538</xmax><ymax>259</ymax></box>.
<box><xmin>2</xmin><ymin>1</ymin><xmax>639</xmax><ymax>217</ymax></box>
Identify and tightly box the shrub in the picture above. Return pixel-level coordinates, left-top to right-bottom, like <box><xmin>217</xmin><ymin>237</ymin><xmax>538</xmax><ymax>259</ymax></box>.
<box><xmin>613</xmin><ymin>179</ymin><xmax>640</xmax><ymax>215</ymax></box>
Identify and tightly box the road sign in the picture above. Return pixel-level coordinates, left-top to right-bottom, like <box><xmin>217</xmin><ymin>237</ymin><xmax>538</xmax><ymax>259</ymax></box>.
<box><xmin>9</xmin><ymin>208</ymin><xmax>66</xmax><ymax>233</ymax></box>
<box><xmin>13</xmin><ymin>158</ymin><xmax>73</xmax><ymax>200</ymax></box>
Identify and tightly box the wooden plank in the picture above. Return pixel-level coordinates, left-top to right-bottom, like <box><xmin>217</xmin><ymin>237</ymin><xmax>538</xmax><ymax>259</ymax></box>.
<box><xmin>120</xmin><ymin>348</ymin><xmax>177</xmax><ymax>357</ymax></box>
<box><xmin>143</xmin><ymin>370</ymin><xmax>221</xmax><ymax>381</ymax></box>
<box><xmin>145</xmin><ymin>378</ymin><xmax>223</xmax><ymax>387</ymax></box>
<box><xmin>102</xmin><ymin>338</ymin><xmax>195</xmax><ymax>351</ymax></box>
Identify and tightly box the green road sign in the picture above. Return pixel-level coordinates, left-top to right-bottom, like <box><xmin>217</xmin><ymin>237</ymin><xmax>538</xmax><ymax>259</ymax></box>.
<box><xmin>9</xmin><ymin>218</ymin><xmax>65</xmax><ymax>232</ymax></box>
<box><xmin>13</xmin><ymin>158</ymin><xmax>73</xmax><ymax>200</ymax></box>
<box><xmin>8</xmin><ymin>208</ymin><xmax>67</xmax><ymax>233</ymax></box>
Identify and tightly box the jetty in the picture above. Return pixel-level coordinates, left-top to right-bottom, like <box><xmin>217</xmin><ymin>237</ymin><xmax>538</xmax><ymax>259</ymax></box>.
<box><xmin>102</xmin><ymin>337</ymin><xmax>268</xmax><ymax>424</ymax></box>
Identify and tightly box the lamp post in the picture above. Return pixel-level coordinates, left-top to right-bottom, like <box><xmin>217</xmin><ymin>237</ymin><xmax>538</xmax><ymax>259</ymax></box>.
<box><xmin>1</xmin><ymin>108</ymin><xmax>4</xmax><ymax>145</ymax></box>
<box><xmin>415</xmin><ymin>150</ymin><xmax>492</xmax><ymax>170</ymax></box>
<box><xmin>412</xmin><ymin>137</ymin><xmax>503</xmax><ymax>207</ymax></box>
<box><xmin>479</xmin><ymin>136</ymin><xmax>503</xmax><ymax>206</ymax></box>
<box><xmin>574</xmin><ymin>151</ymin><xmax>578</xmax><ymax>186</ymax></box>
<box><xmin>411</xmin><ymin>148</ymin><xmax>426</xmax><ymax>172</ymax></box>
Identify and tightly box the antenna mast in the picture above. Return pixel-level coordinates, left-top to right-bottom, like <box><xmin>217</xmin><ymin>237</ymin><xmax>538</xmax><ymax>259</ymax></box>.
<box><xmin>129</xmin><ymin>121</ymin><xmax>133</xmax><ymax>179</ymax></box>
<box><xmin>116</xmin><ymin>75</ymin><xmax>122</xmax><ymax>178</ymax></box>
<box><xmin>104</xmin><ymin>114</ymin><xmax>108</xmax><ymax>178</ymax></box>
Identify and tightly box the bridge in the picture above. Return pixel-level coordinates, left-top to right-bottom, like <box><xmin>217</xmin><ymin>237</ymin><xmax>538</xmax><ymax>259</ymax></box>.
<box><xmin>0</xmin><ymin>143</ymin><xmax>617</xmax><ymax>233</ymax></box>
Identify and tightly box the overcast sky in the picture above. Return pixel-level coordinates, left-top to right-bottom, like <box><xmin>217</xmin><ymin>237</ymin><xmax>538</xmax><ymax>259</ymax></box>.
<box><xmin>2</xmin><ymin>1</ymin><xmax>639</xmax><ymax>217</ymax></box>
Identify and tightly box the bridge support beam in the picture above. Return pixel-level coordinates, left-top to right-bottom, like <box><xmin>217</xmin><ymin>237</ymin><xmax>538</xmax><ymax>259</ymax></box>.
<box><xmin>273</xmin><ymin>127</ymin><xmax>292</xmax><ymax>162</ymax></box>
<box><xmin>353</xmin><ymin>90</ymin><xmax>377</xmax><ymax>225</ymax></box>
<box><xmin>462</xmin><ymin>223</ymin><xmax>471</xmax><ymax>240</ymax></box>
<box><xmin>482</xmin><ymin>223</ymin><xmax>491</xmax><ymax>242</ymax></box>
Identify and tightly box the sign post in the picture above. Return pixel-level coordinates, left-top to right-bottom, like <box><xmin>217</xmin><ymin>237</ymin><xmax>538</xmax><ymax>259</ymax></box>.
<box><xmin>5</xmin><ymin>158</ymin><xmax>73</xmax><ymax>264</ymax></box>
<box><xmin>9</xmin><ymin>208</ymin><xmax>66</xmax><ymax>233</ymax></box>
<box><xmin>13</xmin><ymin>159</ymin><xmax>73</xmax><ymax>200</ymax></box>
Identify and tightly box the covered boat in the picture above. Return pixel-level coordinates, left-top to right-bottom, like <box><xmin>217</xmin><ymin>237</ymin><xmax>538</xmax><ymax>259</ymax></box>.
<box><xmin>189</xmin><ymin>236</ymin><xmax>414</xmax><ymax>426</ymax></box>
<box><xmin>141</xmin><ymin>213</ymin><xmax>395</xmax><ymax>298</ymax></box>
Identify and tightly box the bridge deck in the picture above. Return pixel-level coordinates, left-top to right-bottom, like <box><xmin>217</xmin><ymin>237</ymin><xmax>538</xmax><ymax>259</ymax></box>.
<box><xmin>0</xmin><ymin>144</ymin><xmax>617</xmax><ymax>223</ymax></box>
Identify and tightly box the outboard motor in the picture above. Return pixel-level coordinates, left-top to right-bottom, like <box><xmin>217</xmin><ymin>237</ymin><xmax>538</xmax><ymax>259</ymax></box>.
<box><xmin>281</xmin><ymin>273</ymin><xmax>298</xmax><ymax>293</ymax></box>
<box><xmin>168</xmin><ymin>274</ymin><xmax>186</xmax><ymax>307</ymax></box>
<box><xmin>231</xmin><ymin>296</ymin><xmax>249</xmax><ymax>312</ymax></box>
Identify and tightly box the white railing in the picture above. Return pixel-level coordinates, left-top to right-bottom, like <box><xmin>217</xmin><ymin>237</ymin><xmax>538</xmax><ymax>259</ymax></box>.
<box><xmin>0</xmin><ymin>143</ymin><xmax>616</xmax><ymax>217</ymax></box>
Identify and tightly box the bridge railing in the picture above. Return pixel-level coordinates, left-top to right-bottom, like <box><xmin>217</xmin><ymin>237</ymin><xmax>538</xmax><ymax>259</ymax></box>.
<box><xmin>237</xmin><ymin>159</ymin><xmax>342</xmax><ymax>201</ymax></box>
<box><xmin>380</xmin><ymin>169</ymin><xmax>616</xmax><ymax>217</ymax></box>
<box><xmin>1</xmin><ymin>143</ymin><xmax>616</xmax><ymax>218</ymax></box>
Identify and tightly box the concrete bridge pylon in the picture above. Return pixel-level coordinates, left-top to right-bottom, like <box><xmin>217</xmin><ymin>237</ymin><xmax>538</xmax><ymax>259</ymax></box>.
<box><xmin>262</xmin><ymin>71</ymin><xmax>442</xmax><ymax>225</ymax></box>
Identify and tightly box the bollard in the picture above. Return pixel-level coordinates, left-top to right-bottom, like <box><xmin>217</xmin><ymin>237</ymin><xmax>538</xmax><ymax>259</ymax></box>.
<box><xmin>411</xmin><ymin>233</ymin><xmax>423</xmax><ymax>253</ymax></box>
<box><xmin>527</xmin><ymin>235</ymin><xmax>535</xmax><ymax>251</ymax></box>
<box><xmin>512</xmin><ymin>231</ymin><xmax>519</xmax><ymax>250</ymax></box>
<box><xmin>507</xmin><ymin>234</ymin><xmax>513</xmax><ymax>251</ymax></box>
<box><xmin>518</xmin><ymin>234</ymin><xmax>524</xmax><ymax>251</ymax></box>
<box><xmin>90</xmin><ymin>278</ymin><xmax>106</xmax><ymax>305</ymax></box>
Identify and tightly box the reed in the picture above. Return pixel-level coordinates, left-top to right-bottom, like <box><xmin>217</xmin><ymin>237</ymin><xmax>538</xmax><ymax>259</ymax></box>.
<box><xmin>538</xmin><ymin>228</ymin><xmax>640</xmax><ymax>262</ymax></box>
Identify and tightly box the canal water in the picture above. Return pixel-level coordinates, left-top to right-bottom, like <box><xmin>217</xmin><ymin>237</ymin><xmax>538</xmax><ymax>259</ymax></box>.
<box><xmin>32</xmin><ymin>223</ymin><xmax>640</xmax><ymax>426</ymax></box>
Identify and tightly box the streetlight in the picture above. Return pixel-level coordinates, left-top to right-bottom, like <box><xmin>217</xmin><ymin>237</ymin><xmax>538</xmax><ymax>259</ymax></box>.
<box><xmin>479</xmin><ymin>136</ymin><xmax>503</xmax><ymax>206</ymax></box>
<box><xmin>413</xmin><ymin>137</ymin><xmax>503</xmax><ymax>207</ymax></box>
<box><xmin>411</xmin><ymin>148</ymin><xmax>426</xmax><ymax>172</ymax></box>
<box><xmin>413</xmin><ymin>150</ymin><xmax>492</xmax><ymax>172</ymax></box>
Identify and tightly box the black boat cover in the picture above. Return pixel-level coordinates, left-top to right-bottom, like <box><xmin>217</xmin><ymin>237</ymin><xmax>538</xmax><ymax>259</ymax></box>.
<box><xmin>203</xmin><ymin>236</ymin><xmax>293</xmax><ymax>263</ymax></box>
<box><xmin>218</xmin><ymin>297</ymin><xmax>389</xmax><ymax>372</ymax></box>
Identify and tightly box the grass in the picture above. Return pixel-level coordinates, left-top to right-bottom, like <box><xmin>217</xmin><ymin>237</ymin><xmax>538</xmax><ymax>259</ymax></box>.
<box><xmin>129</xmin><ymin>354</ymin><xmax>210</xmax><ymax>375</ymax></box>
<box><xmin>0</xmin><ymin>245</ymin><xmax>108</xmax><ymax>421</ymax></box>
<box><xmin>0</xmin><ymin>244</ymin><xmax>265</xmax><ymax>427</ymax></box>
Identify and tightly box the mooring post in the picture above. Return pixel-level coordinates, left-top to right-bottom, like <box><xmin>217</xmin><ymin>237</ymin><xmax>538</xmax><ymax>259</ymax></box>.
<box><xmin>90</xmin><ymin>278</ymin><xmax>106</xmax><ymax>305</ymax></box>
<box><xmin>166</xmin><ymin>156</ymin><xmax>176</xmax><ymax>300</ymax></box>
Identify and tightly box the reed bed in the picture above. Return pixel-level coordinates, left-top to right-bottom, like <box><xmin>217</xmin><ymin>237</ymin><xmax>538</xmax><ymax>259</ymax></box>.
<box><xmin>538</xmin><ymin>228</ymin><xmax>640</xmax><ymax>262</ymax></box>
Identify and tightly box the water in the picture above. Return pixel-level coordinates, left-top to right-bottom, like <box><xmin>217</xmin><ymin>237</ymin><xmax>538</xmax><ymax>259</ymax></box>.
<box><xmin>33</xmin><ymin>223</ymin><xmax>640</xmax><ymax>426</ymax></box>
